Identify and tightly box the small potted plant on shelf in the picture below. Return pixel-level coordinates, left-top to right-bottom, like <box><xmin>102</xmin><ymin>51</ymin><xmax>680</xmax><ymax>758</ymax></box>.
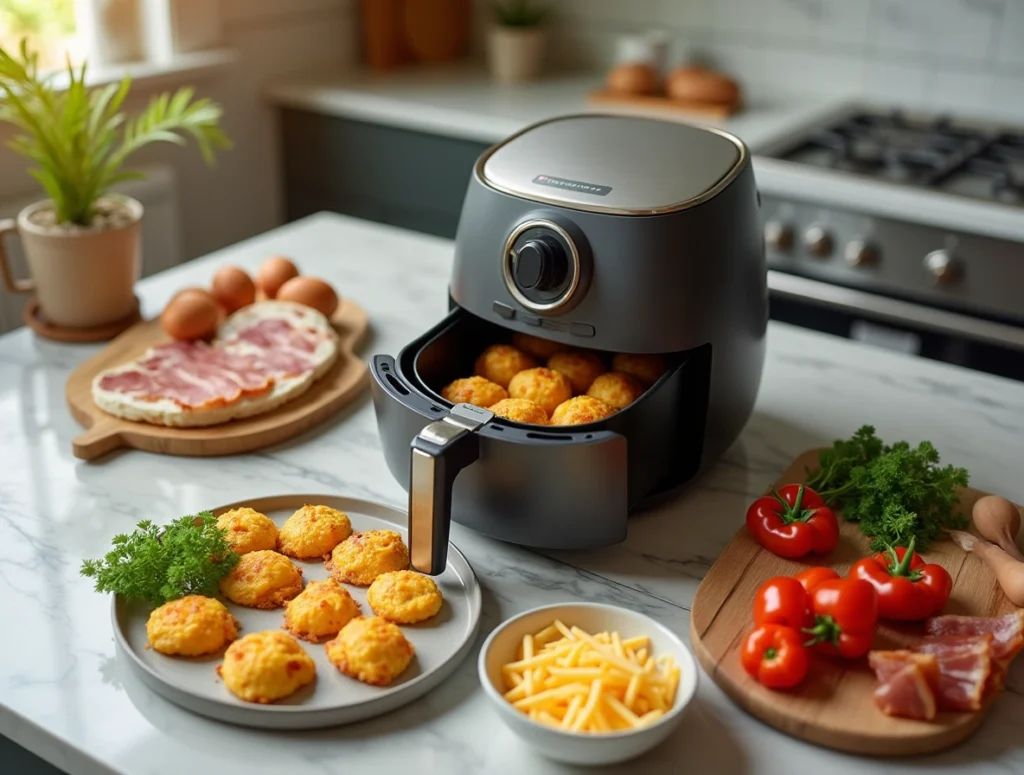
<box><xmin>487</xmin><ymin>0</ymin><xmax>549</xmax><ymax>84</ymax></box>
<box><xmin>0</xmin><ymin>41</ymin><xmax>230</xmax><ymax>334</ymax></box>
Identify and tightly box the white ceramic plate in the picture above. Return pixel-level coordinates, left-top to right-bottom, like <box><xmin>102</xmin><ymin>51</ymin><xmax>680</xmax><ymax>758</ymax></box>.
<box><xmin>113</xmin><ymin>494</ymin><xmax>481</xmax><ymax>730</ymax></box>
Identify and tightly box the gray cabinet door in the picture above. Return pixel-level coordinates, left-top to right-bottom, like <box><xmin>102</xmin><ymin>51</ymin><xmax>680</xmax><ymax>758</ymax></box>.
<box><xmin>279</xmin><ymin>109</ymin><xmax>490</xmax><ymax>239</ymax></box>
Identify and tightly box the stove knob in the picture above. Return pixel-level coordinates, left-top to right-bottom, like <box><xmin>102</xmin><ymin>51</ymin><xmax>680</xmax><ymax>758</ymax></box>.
<box><xmin>924</xmin><ymin>249</ymin><xmax>961</xmax><ymax>285</ymax></box>
<box><xmin>804</xmin><ymin>225</ymin><xmax>833</xmax><ymax>258</ymax></box>
<box><xmin>844</xmin><ymin>240</ymin><xmax>880</xmax><ymax>267</ymax></box>
<box><xmin>764</xmin><ymin>220</ymin><xmax>794</xmax><ymax>252</ymax></box>
<box><xmin>512</xmin><ymin>237</ymin><xmax>568</xmax><ymax>292</ymax></box>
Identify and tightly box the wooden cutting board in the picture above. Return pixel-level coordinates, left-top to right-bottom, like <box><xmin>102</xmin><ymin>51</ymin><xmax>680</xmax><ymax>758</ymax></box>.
<box><xmin>690</xmin><ymin>448</ymin><xmax>1018</xmax><ymax>756</ymax></box>
<box><xmin>65</xmin><ymin>300</ymin><xmax>369</xmax><ymax>461</ymax></box>
<box><xmin>587</xmin><ymin>90</ymin><xmax>741</xmax><ymax>119</ymax></box>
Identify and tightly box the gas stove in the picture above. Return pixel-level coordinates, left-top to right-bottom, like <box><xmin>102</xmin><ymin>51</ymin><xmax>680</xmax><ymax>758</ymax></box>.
<box><xmin>751</xmin><ymin>104</ymin><xmax>1024</xmax><ymax>380</ymax></box>
<box><xmin>775</xmin><ymin>109</ymin><xmax>1024</xmax><ymax>206</ymax></box>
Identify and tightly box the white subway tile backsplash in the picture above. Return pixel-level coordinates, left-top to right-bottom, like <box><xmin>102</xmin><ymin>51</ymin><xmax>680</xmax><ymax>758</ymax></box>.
<box><xmin>814</xmin><ymin>0</ymin><xmax>871</xmax><ymax>47</ymax></box>
<box><xmin>869</xmin><ymin>0</ymin><xmax>1002</xmax><ymax>62</ymax></box>
<box><xmin>930</xmin><ymin>69</ymin><xmax>996</xmax><ymax>114</ymax></box>
<box><xmin>710</xmin><ymin>0</ymin><xmax>815</xmax><ymax>40</ymax></box>
<box><xmin>547</xmin><ymin>0</ymin><xmax>1018</xmax><ymax>117</ymax></box>
<box><xmin>862</xmin><ymin>60</ymin><xmax>934</xmax><ymax>108</ymax></box>
<box><xmin>990</xmin><ymin>74</ymin><xmax>1024</xmax><ymax>120</ymax></box>
<box><xmin>995</xmin><ymin>1</ymin><xmax>1024</xmax><ymax>66</ymax></box>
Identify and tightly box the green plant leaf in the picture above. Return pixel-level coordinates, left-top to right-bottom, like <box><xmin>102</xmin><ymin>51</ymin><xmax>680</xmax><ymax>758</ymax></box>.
<box><xmin>0</xmin><ymin>39</ymin><xmax>230</xmax><ymax>225</ymax></box>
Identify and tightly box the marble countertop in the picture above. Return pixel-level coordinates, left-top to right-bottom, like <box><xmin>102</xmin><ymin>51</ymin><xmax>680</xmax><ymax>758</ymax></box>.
<box><xmin>261</xmin><ymin>64</ymin><xmax>844</xmax><ymax>151</ymax></box>
<box><xmin>3</xmin><ymin>212</ymin><xmax>1024</xmax><ymax>775</ymax></box>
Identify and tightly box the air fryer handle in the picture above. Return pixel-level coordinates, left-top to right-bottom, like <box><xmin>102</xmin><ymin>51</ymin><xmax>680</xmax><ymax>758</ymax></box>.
<box><xmin>409</xmin><ymin>403</ymin><xmax>492</xmax><ymax>575</ymax></box>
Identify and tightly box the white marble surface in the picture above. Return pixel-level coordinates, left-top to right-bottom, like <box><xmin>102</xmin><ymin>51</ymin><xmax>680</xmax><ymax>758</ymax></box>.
<box><xmin>2</xmin><ymin>213</ymin><xmax>1024</xmax><ymax>775</ymax></box>
<box><xmin>261</xmin><ymin>63</ymin><xmax>845</xmax><ymax>150</ymax></box>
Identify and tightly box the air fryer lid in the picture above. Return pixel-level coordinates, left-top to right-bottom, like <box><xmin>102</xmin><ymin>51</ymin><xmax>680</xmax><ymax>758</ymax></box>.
<box><xmin>479</xmin><ymin>114</ymin><xmax>743</xmax><ymax>214</ymax></box>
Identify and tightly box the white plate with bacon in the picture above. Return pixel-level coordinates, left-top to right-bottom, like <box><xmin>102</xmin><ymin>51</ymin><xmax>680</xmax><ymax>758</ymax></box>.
<box><xmin>65</xmin><ymin>298</ymin><xmax>369</xmax><ymax>460</ymax></box>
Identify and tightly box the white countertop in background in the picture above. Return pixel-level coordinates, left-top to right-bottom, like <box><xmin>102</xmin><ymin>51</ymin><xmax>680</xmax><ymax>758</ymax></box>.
<box><xmin>3</xmin><ymin>213</ymin><xmax>1024</xmax><ymax>775</ymax></box>
<box><xmin>262</xmin><ymin>66</ymin><xmax>1024</xmax><ymax>243</ymax></box>
<box><xmin>262</xmin><ymin>64</ymin><xmax>843</xmax><ymax>150</ymax></box>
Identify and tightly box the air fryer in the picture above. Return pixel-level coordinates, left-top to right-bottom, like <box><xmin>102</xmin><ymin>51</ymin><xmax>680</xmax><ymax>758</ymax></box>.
<box><xmin>371</xmin><ymin>113</ymin><xmax>767</xmax><ymax>574</ymax></box>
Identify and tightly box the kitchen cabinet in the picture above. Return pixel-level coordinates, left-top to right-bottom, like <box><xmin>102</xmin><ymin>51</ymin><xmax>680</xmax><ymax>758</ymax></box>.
<box><xmin>278</xmin><ymin>109</ymin><xmax>490</xmax><ymax>239</ymax></box>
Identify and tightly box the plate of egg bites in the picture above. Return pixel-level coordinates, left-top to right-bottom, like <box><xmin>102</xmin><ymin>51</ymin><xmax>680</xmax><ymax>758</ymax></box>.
<box><xmin>441</xmin><ymin>332</ymin><xmax>667</xmax><ymax>426</ymax></box>
<box><xmin>113</xmin><ymin>495</ymin><xmax>481</xmax><ymax>729</ymax></box>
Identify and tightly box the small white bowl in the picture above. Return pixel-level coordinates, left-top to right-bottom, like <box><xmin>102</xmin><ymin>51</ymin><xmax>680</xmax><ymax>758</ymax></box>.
<box><xmin>478</xmin><ymin>602</ymin><xmax>699</xmax><ymax>766</ymax></box>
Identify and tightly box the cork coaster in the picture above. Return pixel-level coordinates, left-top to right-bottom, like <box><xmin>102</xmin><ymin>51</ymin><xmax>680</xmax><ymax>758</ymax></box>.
<box><xmin>23</xmin><ymin>296</ymin><xmax>142</xmax><ymax>343</ymax></box>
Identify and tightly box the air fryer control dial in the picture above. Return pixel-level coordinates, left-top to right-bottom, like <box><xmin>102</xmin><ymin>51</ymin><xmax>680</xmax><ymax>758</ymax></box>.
<box><xmin>512</xmin><ymin>237</ymin><xmax>568</xmax><ymax>291</ymax></box>
<box><xmin>502</xmin><ymin>219</ymin><xmax>582</xmax><ymax>313</ymax></box>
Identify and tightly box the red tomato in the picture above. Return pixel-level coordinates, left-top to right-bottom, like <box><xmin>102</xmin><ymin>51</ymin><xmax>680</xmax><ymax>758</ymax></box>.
<box><xmin>753</xmin><ymin>576</ymin><xmax>812</xmax><ymax>630</ymax></box>
<box><xmin>793</xmin><ymin>567</ymin><xmax>841</xmax><ymax>595</ymax></box>
<box><xmin>741</xmin><ymin>624</ymin><xmax>810</xmax><ymax>689</ymax></box>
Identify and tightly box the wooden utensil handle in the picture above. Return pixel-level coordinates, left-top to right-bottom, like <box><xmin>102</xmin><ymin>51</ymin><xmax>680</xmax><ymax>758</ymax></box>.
<box><xmin>72</xmin><ymin>421</ymin><xmax>124</xmax><ymax>460</ymax></box>
<box><xmin>0</xmin><ymin>218</ymin><xmax>34</xmax><ymax>294</ymax></box>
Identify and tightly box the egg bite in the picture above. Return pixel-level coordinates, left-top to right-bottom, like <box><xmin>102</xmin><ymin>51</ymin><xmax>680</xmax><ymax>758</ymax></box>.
<box><xmin>611</xmin><ymin>353</ymin><xmax>667</xmax><ymax>387</ymax></box>
<box><xmin>217</xmin><ymin>631</ymin><xmax>315</xmax><ymax>703</ymax></box>
<box><xmin>284</xmin><ymin>579</ymin><xmax>361</xmax><ymax>643</ymax></box>
<box><xmin>277</xmin><ymin>504</ymin><xmax>352</xmax><ymax>560</ymax></box>
<box><xmin>216</xmin><ymin>507</ymin><xmax>278</xmax><ymax>555</ymax></box>
<box><xmin>441</xmin><ymin>376</ymin><xmax>508</xmax><ymax>408</ymax></box>
<box><xmin>550</xmin><ymin>395</ymin><xmax>616</xmax><ymax>426</ymax></box>
<box><xmin>325</xmin><ymin>616</ymin><xmax>415</xmax><ymax>686</ymax></box>
<box><xmin>146</xmin><ymin>595</ymin><xmax>239</xmax><ymax>657</ymax></box>
<box><xmin>219</xmin><ymin>550</ymin><xmax>304</xmax><ymax>609</ymax></box>
<box><xmin>474</xmin><ymin>344</ymin><xmax>537</xmax><ymax>389</ymax></box>
<box><xmin>547</xmin><ymin>351</ymin><xmax>606</xmax><ymax>395</ymax></box>
<box><xmin>488</xmin><ymin>397</ymin><xmax>548</xmax><ymax>425</ymax></box>
<box><xmin>367</xmin><ymin>570</ymin><xmax>444</xmax><ymax>624</ymax></box>
<box><xmin>512</xmin><ymin>332</ymin><xmax>569</xmax><ymax>360</ymax></box>
<box><xmin>587</xmin><ymin>371</ymin><xmax>644</xmax><ymax>410</ymax></box>
<box><xmin>326</xmin><ymin>529</ymin><xmax>410</xmax><ymax>586</ymax></box>
<box><xmin>507</xmin><ymin>367</ymin><xmax>572</xmax><ymax>416</ymax></box>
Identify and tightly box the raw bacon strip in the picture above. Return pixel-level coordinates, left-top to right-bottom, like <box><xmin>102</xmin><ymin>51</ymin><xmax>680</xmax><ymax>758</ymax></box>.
<box><xmin>873</xmin><ymin>664</ymin><xmax>937</xmax><ymax>721</ymax></box>
<box><xmin>868</xmin><ymin>650</ymin><xmax>939</xmax><ymax>689</ymax></box>
<box><xmin>918</xmin><ymin>635</ymin><xmax>993</xmax><ymax>711</ymax></box>
<box><xmin>925</xmin><ymin>610</ymin><xmax>1024</xmax><ymax>663</ymax></box>
<box><xmin>97</xmin><ymin>313</ymin><xmax>326</xmax><ymax>409</ymax></box>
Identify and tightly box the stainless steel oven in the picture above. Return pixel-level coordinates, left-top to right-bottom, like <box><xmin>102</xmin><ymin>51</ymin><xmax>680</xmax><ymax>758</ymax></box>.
<box><xmin>753</xmin><ymin>104</ymin><xmax>1024</xmax><ymax>381</ymax></box>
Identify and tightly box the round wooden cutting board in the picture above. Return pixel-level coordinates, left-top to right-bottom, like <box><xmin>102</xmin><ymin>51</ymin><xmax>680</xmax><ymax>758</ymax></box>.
<box><xmin>65</xmin><ymin>300</ymin><xmax>370</xmax><ymax>461</ymax></box>
<box><xmin>690</xmin><ymin>449</ymin><xmax>1015</xmax><ymax>757</ymax></box>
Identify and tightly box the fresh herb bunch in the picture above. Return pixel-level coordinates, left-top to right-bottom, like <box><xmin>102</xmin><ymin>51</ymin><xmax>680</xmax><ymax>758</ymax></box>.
<box><xmin>806</xmin><ymin>425</ymin><xmax>969</xmax><ymax>551</ymax></box>
<box><xmin>492</xmin><ymin>0</ymin><xmax>549</xmax><ymax>27</ymax></box>
<box><xmin>80</xmin><ymin>512</ymin><xmax>238</xmax><ymax>605</ymax></box>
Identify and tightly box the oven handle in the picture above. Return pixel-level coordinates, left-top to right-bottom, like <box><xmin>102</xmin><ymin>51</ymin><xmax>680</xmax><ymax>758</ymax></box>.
<box><xmin>767</xmin><ymin>271</ymin><xmax>1024</xmax><ymax>352</ymax></box>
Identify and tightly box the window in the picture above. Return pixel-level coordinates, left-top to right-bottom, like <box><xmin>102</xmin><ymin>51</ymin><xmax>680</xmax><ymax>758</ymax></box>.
<box><xmin>0</xmin><ymin>0</ymin><xmax>222</xmax><ymax>76</ymax></box>
<box><xmin>0</xmin><ymin>0</ymin><xmax>81</xmax><ymax>70</ymax></box>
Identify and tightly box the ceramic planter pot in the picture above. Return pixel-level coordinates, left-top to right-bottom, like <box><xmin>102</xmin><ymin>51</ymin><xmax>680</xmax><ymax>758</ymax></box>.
<box><xmin>487</xmin><ymin>25</ymin><xmax>546</xmax><ymax>84</ymax></box>
<box><xmin>0</xmin><ymin>195</ymin><xmax>143</xmax><ymax>329</ymax></box>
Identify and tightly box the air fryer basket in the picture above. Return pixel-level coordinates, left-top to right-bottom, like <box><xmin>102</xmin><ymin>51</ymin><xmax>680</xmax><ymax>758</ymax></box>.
<box><xmin>370</xmin><ymin>307</ymin><xmax>713</xmax><ymax>571</ymax></box>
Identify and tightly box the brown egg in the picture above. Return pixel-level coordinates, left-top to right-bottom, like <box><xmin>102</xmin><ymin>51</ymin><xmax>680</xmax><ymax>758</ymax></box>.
<box><xmin>606</xmin><ymin>62</ymin><xmax>660</xmax><ymax>95</ymax></box>
<box><xmin>276</xmin><ymin>276</ymin><xmax>339</xmax><ymax>318</ymax></box>
<box><xmin>257</xmin><ymin>255</ymin><xmax>300</xmax><ymax>298</ymax></box>
<box><xmin>161</xmin><ymin>287</ymin><xmax>221</xmax><ymax>341</ymax></box>
<box><xmin>211</xmin><ymin>265</ymin><xmax>256</xmax><ymax>313</ymax></box>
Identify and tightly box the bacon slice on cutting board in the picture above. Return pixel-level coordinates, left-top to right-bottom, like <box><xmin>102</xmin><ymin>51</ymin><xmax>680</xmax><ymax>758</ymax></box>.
<box><xmin>873</xmin><ymin>664</ymin><xmax>938</xmax><ymax>721</ymax></box>
<box><xmin>869</xmin><ymin>611</ymin><xmax>1024</xmax><ymax>720</ymax></box>
<box><xmin>926</xmin><ymin>610</ymin><xmax>1024</xmax><ymax>664</ymax></box>
<box><xmin>92</xmin><ymin>301</ymin><xmax>338</xmax><ymax>427</ymax></box>
<box><xmin>917</xmin><ymin>635</ymin><xmax>993</xmax><ymax>712</ymax></box>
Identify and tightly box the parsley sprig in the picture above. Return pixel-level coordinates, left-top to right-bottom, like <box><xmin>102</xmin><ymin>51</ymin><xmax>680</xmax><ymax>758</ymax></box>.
<box><xmin>806</xmin><ymin>425</ymin><xmax>969</xmax><ymax>551</ymax></box>
<box><xmin>80</xmin><ymin>512</ymin><xmax>239</xmax><ymax>605</ymax></box>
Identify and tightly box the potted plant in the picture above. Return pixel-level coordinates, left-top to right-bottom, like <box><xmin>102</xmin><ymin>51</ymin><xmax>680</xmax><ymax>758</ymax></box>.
<box><xmin>0</xmin><ymin>41</ymin><xmax>229</xmax><ymax>331</ymax></box>
<box><xmin>487</xmin><ymin>0</ymin><xmax>549</xmax><ymax>84</ymax></box>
